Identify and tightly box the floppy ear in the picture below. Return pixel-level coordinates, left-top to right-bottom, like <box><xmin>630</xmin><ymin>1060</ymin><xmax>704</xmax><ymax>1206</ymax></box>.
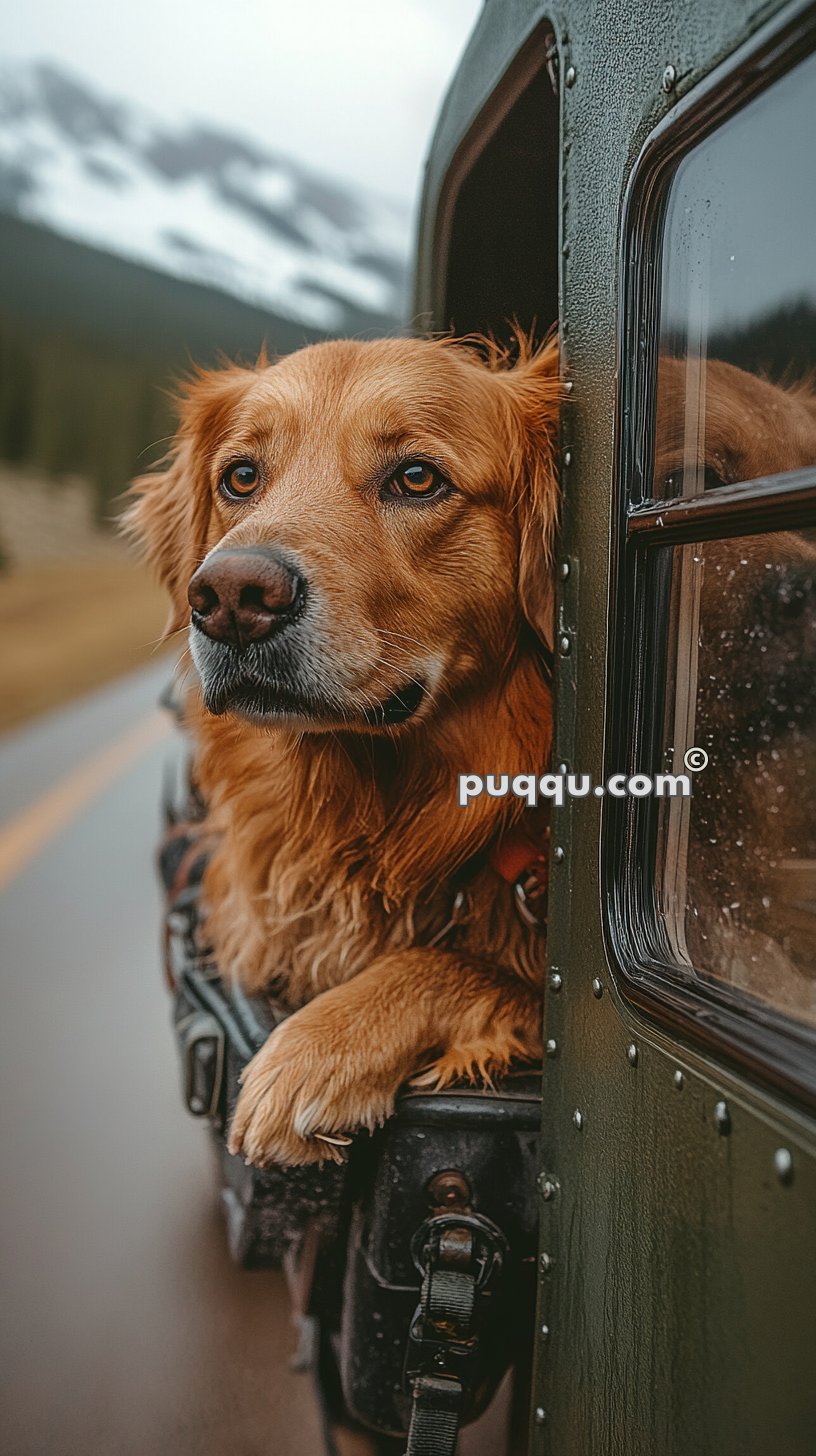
<box><xmin>122</xmin><ymin>366</ymin><xmax>254</xmax><ymax>636</ymax></box>
<box><xmin>502</xmin><ymin>336</ymin><xmax>562</xmax><ymax>650</ymax></box>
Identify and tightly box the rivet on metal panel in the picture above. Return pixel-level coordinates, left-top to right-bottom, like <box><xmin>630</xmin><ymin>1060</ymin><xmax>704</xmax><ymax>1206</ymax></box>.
<box><xmin>627</xmin><ymin>1043</ymin><xmax>638</xmax><ymax>1067</ymax></box>
<box><xmin>558</xmin><ymin>634</ymin><xmax>571</xmax><ymax>655</ymax></box>
<box><xmin>565</xmin><ymin>65</ymin><xmax>576</xmax><ymax>87</ymax></box>
<box><xmin>673</xmin><ymin>1069</ymin><xmax>684</xmax><ymax>1090</ymax></box>
<box><xmin>572</xmin><ymin>1109</ymin><xmax>584</xmax><ymax>1130</ymax></box>
<box><xmin>560</xmin><ymin>560</ymin><xmax>570</xmax><ymax>578</ymax></box>
<box><xmin>592</xmin><ymin>977</ymin><xmax>603</xmax><ymax>999</ymax></box>
<box><xmin>540</xmin><ymin>1323</ymin><xmax>550</xmax><ymax>1340</ymax></box>
<box><xmin>552</xmin><ymin>845</ymin><xmax>565</xmax><ymax>864</ymax></box>
<box><xmin>426</xmin><ymin>1170</ymin><xmax>471</xmax><ymax>1209</ymax></box>
<box><xmin>563</xmin><ymin>448</ymin><xmax>572</xmax><ymax>466</ymax></box>
<box><xmin>535</xmin><ymin>1406</ymin><xmax>548</xmax><ymax>1425</ymax></box>
<box><xmin>714</xmin><ymin>1100</ymin><xmax>731</xmax><ymax>1135</ymax></box>
<box><xmin>549</xmin><ymin>971</ymin><xmax>563</xmax><ymax>993</ymax></box>
<box><xmin>774</xmin><ymin>1148</ymin><xmax>794</xmax><ymax>1185</ymax></box>
<box><xmin>545</xmin><ymin>1038</ymin><xmax>558</xmax><ymax>1058</ymax></box>
<box><xmin>558</xmin><ymin>761</ymin><xmax>569</xmax><ymax>775</ymax></box>
<box><xmin>662</xmin><ymin>63</ymin><xmax>677</xmax><ymax>93</ymax></box>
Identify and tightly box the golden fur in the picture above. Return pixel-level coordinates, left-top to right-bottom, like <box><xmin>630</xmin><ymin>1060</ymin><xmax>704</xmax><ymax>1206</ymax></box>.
<box><xmin>126</xmin><ymin>333</ymin><xmax>561</xmax><ymax>1166</ymax></box>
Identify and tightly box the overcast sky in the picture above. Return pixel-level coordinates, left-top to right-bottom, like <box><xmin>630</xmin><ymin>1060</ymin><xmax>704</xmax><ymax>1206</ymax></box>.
<box><xmin>5</xmin><ymin>0</ymin><xmax>483</xmax><ymax>207</ymax></box>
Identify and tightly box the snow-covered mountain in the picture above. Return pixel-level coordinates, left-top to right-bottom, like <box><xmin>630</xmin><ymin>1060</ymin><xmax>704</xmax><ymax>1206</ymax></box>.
<box><xmin>0</xmin><ymin>62</ymin><xmax>410</xmax><ymax>332</ymax></box>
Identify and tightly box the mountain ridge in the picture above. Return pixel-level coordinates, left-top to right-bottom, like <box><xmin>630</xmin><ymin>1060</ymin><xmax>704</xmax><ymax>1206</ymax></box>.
<box><xmin>0</xmin><ymin>60</ymin><xmax>410</xmax><ymax>333</ymax></box>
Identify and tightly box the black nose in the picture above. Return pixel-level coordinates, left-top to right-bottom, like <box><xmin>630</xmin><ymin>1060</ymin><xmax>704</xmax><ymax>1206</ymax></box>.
<box><xmin>188</xmin><ymin>547</ymin><xmax>304</xmax><ymax>647</ymax></box>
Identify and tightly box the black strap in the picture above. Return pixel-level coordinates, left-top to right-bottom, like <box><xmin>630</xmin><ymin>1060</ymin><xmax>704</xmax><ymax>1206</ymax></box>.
<box><xmin>405</xmin><ymin>1375</ymin><xmax>463</xmax><ymax>1456</ymax></box>
<box><xmin>425</xmin><ymin>1265</ymin><xmax>475</xmax><ymax>1330</ymax></box>
<box><xmin>403</xmin><ymin>1215</ymin><xmax>506</xmax><ymax>1455</ymax></box>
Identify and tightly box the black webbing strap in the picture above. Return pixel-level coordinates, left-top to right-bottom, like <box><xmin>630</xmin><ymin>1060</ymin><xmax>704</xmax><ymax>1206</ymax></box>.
<box><xmin>404</xmin><ymin>1215</ymin><xmax>506</xmax><ymax>1456</ymax></box>
<box><xmin>424</xmin><ymin>1229</ymin><xmax>476</xmax><ymax>1330</ymax></box>
<box><xmin>405</xmin><ymin>1375</ymin><xmax>463</xmax><ymax>1456</ymax></box>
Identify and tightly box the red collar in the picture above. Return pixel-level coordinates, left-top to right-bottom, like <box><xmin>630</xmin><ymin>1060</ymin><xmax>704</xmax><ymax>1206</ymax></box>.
<box><xmin>490</xmin><ymin>822</ymin><xmax>549</xmax><ymax>882</ymax></box>
<box><xmin>490</xmin><ymin>821</ymin><xmax>550</xmax><ymax>930</ymax></box>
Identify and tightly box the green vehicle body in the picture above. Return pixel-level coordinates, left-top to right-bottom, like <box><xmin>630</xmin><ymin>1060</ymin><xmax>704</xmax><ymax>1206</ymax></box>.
<box><xmin>414</xmin><ymin>3</ymin><xmax>816</xmax><ymax>1452</ymax></box>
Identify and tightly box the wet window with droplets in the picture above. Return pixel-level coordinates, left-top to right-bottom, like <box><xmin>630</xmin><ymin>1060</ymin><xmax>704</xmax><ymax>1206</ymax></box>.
<box><xmin>616</xmin><ymin>39</ymin><xmax>816</xmax><ymax>1057</ymax></box>
<box><xmin>657</xmin><ymin>529</ymin><xmax>816</xmax><ymax>1024</ymax></box>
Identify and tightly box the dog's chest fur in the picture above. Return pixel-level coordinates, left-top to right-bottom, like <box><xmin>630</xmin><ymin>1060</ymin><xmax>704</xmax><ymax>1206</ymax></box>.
<box><xmin>194</xmin><ymin>698</ymin><xmax>545</xmax><ymax>1005</ymax></box>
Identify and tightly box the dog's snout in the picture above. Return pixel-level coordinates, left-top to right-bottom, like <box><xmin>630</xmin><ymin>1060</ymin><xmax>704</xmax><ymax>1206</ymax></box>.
<box><xmin>188</xmin><ymin>548</ymin><xmax>304</xmax><ymax>647</ymax></box>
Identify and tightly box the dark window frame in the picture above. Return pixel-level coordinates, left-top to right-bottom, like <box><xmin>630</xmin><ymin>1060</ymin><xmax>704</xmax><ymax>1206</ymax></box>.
<box><xmin>605</xmin><ymin>1</ymin><xmax>816</xmax><ymax>1106</ymax></box>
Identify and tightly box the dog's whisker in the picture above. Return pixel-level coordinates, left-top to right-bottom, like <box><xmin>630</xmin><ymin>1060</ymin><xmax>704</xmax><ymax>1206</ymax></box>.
<box><xmin>140</xmin><ymin>624</ymin><xmax>189</xmax><ymax>652</ymax></box>
<box><xmin>369</xmin><ymin>655</ymin><xmax>419</xmax><ymax>681</ymax></box>
<box><xmin>378</xmin><ymin>628</ymin><xmax>434</xmax><ymax>653</ymax></box>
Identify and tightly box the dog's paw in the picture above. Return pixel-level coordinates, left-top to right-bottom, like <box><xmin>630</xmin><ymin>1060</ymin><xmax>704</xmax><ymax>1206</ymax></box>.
<box><xmin>410</xmin><ymin>1042</ymin><xmax>506</xmax><ymax>1091</ymax></box>
<box><xmin>227</xmin><ymin>1005</ymin><xmax>400</xmax><ymax>1168</ymax></box>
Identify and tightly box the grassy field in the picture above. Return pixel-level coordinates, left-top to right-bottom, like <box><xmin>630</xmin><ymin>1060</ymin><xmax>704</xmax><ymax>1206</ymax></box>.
<box><xmin>0</xmin><ymin>553</ymin><xmax>173</xmax><ymax>732</ymax></box>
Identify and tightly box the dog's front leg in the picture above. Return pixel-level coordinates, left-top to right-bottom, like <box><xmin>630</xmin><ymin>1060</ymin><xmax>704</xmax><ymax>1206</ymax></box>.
<box><xmin>227</xmin><ymin>949</ymin><xmax>543</xmax><ymax>1167</ymax></box>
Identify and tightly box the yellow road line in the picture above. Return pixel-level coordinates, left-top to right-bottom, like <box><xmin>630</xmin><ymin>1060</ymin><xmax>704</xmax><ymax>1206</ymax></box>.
<box><xmin>0</xmin><ymin>710</ymin><xmax>170</xmax><ymax>892</ymax></box>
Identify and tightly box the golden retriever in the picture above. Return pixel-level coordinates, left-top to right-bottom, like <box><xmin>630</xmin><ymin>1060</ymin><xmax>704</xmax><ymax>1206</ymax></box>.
<box><xmin>127</xmin><ymin>334</ymin><xmax>562</xmax><ymax>1166</ymax></box>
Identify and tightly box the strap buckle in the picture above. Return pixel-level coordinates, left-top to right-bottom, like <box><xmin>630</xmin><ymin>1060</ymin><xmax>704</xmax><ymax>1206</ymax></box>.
<box><xmin>404</xmin><ymin>1212</ymin><xmax>506</xmax><ymax>1386</ymax></box>
<box><xmin>403</xmin><ymin>1212</ymin><xmax>507</xmax><ymax>1454</ymax></box>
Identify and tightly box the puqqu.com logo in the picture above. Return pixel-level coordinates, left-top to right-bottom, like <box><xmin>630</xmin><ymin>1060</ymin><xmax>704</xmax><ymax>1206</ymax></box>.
<box><xmin>458</xmin><ymin>753</ymin><xmax>709</xmax><ymax>807</ymax></box>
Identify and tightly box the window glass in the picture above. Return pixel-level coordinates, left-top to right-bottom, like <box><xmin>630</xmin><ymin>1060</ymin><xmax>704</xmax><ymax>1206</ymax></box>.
<box><xmin>654</xmin><ymin>50</ymin><xmax>816</xmax><ymax>499</ymax></box>
<box><xmin>657</xmin><ymin>528</ymin><xmax>816</xmax><ymax>1024</ymax></box>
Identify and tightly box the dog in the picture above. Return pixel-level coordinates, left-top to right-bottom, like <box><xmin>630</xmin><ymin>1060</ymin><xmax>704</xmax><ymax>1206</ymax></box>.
<box><xmin>127</xmin><ymin>333</ymin><xmax>562</xmax><ymax>1167</ymax></box>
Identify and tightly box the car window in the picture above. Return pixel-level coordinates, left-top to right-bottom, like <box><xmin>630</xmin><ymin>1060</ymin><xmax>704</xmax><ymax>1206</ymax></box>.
<box><xmin>613</xmin><ymin>38</ymin><xmax>816</xmax><ymax>1072</ymax></box>
<box><xmin>650</xmin><ymin>51</ymin><xmax>816</xmax><ymax>1028</ymax></box>
<box><xmin>654</xmin><ymin>48</ymin><xmax>816</xmax><ymax>500</ymax></box>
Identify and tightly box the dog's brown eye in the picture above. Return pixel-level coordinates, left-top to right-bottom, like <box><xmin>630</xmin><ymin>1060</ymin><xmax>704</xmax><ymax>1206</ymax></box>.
<box><xmin>384</xmin><ymin>460</ymin><xmax>449</xmax><ymax>501</ymax></box>
<box><xmin>660</xmin><ymin>463</ymin><xmax>728</xmax><ymax>497</ymax></box>
<box><xmin>221</xmin><ymin>461</ymin><xmax>260</xmax><ymax>499</ymax></box>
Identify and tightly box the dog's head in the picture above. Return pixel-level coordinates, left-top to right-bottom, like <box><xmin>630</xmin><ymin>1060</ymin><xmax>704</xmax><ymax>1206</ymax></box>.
<box><xmin>126</xmin><ymin>335</ymin><xmax>560</xmax><ymax>732</ymax></box>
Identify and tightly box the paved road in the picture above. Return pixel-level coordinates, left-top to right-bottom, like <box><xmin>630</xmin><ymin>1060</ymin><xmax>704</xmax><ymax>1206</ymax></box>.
<box><xmin>0</xmin><ymin>662</ymin><xmax>324</xmax><ymax>1456</ymax></box>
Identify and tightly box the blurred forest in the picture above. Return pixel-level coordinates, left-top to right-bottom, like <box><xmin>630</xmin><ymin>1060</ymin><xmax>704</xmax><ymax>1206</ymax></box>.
<box><xmin>663</xmin><ymin>300</ymin><xmax>816</xmax><ymax>385</ymax></box>
<box><xmin>708</xmin><ymin>301</ymin><xmax>816</xmax><ymax>385</ymax></box>
<box><xmin>0</xmin><ymin>214</ymin><xmax>356</xmax><ymax>522</ymax></box>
